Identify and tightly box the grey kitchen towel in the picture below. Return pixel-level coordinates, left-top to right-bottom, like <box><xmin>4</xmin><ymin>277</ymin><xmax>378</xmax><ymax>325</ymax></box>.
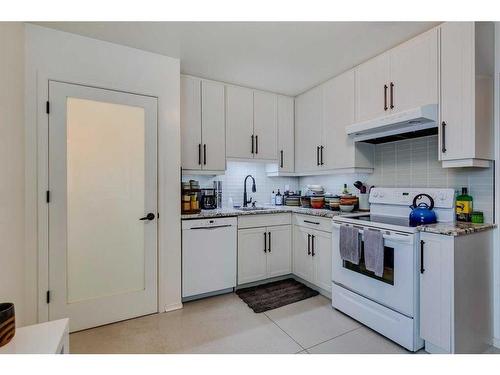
<box><xmin>363</xmin><ymin>229</ymin><xmax>384</xmax><ymax>277</ymax></box>
<box><xmin>339</xmin><ymin>225</ymin><xmax>360</xmax><ymax>264</ymax></box>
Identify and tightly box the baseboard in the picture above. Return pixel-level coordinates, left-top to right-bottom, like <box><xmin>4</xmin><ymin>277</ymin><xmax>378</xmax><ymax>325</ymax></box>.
<box><xmin>162</xmin><ymin>302</ymin><xmax>183</xmax><ymax>313</ymax></box>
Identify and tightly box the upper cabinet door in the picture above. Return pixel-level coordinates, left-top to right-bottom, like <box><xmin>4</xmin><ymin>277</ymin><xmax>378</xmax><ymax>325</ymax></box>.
<box><xmin>180</xmin><ymin>76</ymin><xmax>202</xmax><ymax>170</ymax></box>
<box><xmin>201</xmin><ymin>81</ymin><xmax>226</xmax><ymax>171</ymax></box>
<box><xmin>322</xmin><ymin>70</ymin><xmax>356</xmax><ymax>169</ymax></box>
<box><xmin>440</xmin><ymin>22</ymin><xmax>475</xmax><ymax>161</ymax></box>
<box><xmin>389</xmin><ymin>28</ymin><xmax>438</xmax><ymax>113</ymax></box>
<box><xmin>295</xmin><ymin>85</ymin><xmax>323</xmax><ymax>173</ymax></box>
<box><xmin>226</xmin><ymin>85</ymin><xmax>254</xmax><ymax>159</ymax></box>
<box><xmin>355</xmin><ymin>52</ymin><xmax>391</xmax><ymax>122</ymax></box>
<box><xmin>277</xmin><ymin>95</ymin><xmax>295</xmax><ymax>172</ymax></box>
<box><xmin>253</xmin><ymin>91</ymin><xmax>277</xmax><ymax>160</ymax></box>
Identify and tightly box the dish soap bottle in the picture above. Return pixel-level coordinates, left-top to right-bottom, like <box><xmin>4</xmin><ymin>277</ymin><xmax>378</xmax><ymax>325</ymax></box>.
<box><xmin>275</xmin><ymin>189</ymin><xmax>283</xmax><ymax>206</ymax></box>
<box><xmin>342</xmin><ymin>183</ymin><xmax>349</xmax><ymax>195</ymax></box>
<box><xmin>271</xmin><ymin>190</ymin><xmax>276</xmax><ymax>205</ymax></box>
<box><xmin>456</xmin><ymin>187</ymin><xmax>473</xmax><ymax>222</ymax></box>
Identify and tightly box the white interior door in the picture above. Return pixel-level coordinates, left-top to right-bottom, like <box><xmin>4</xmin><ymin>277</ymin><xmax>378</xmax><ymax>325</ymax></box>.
<box><xmin>48</xmin><ymin>81</ymin><xmax>158</xmax><ymax>332</ymax></box>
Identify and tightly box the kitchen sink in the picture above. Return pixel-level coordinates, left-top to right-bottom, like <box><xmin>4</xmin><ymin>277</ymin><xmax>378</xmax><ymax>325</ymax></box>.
<box><xmin>237</xmin><ymin>206</ymin><xmax>269</xmax><ymax>211</ymax></box>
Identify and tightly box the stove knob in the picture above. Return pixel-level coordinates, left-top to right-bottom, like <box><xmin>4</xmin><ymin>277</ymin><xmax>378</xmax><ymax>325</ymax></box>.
<box><xmin>372</xmin><ymin>191</ymin><xmax>379</xmax><ymax>198</ymax></box>
<box><xmin>378</xmin><ymin>191</ymin><xmax>385</xmax><ymax>198</ymax></box>
<box><xmin>438</xmin><ymin>192</ymin><xmax>446</xmax><ymax>201</ymax></box>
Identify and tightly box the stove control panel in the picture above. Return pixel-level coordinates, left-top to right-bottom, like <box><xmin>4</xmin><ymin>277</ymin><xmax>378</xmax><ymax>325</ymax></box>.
<box><xmin>369</xmin><ymin>188</ymin><xmax>455</xmax><ymax>208</ymax></box>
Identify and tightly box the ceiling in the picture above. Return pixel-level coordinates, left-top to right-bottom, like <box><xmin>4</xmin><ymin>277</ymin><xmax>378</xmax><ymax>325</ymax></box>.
<box><xmin>36</xmin><ymin>22</ymin><xmax>440</xmax><ymax>96</ymax></box>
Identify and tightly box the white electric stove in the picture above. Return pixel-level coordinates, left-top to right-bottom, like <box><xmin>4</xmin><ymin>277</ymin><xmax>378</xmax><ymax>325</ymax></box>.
<box><xmin>331</xmin><ymin>187</ymin><xmax>455</xmax><ymax>352</ymax></box>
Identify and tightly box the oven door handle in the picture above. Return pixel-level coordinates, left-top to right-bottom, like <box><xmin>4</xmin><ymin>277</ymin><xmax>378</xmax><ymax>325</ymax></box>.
<box><xmin>332</xmin><ymin>223</ymin><xmax>413</xmax><ymax>244</ymax></box>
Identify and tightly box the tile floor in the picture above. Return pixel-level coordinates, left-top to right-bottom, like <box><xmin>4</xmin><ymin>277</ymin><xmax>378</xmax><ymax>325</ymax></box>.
<box><xmin>70</xmin><ymin>293</ymin><xmax>414</xmax><ymax>354</ymax></box>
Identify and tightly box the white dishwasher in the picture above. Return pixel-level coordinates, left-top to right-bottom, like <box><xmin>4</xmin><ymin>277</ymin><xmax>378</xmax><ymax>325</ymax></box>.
<box><xmin>182</xmin><ymin>217</ymin><xmax>237</xmax><ymax>299</ymax></box>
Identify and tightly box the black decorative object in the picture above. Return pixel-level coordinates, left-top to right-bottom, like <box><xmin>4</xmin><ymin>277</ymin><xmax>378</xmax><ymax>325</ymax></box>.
<box><xmin>0</xmin><ymin>303</ymin><xmax>15</xmax><ymax>348</ymax></box>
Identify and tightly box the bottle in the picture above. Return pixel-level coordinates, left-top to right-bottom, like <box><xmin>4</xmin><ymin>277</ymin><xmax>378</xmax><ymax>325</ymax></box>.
<box><xmin>456</xmin><ymin>187</ymin><xmax>473</xmax><ymax>222</ymax></box>
<box><xmin>275</xmin><ymin>189</ymin><xmax>283</xmax><ymax>206</ymax></box>
<box><xmin>342</xmin><ymin>183</ymin><xmax>349</xmax><ymax>195</ymax></box>
<box><xmin>271</xmin><ymin>190</ymin><xmax>276</xmax><ymax>205</ymax></box>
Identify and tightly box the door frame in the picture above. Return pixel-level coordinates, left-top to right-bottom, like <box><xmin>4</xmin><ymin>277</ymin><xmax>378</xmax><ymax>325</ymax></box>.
<box><xmin>25</xmin><ymin>24</ymin><xmax>182</xmax><ymax>326</ymax></box>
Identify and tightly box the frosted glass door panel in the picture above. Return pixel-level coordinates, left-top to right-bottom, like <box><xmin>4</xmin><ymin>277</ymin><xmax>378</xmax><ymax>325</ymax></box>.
<box><xmin>66</xmin><ymin>98</ymin><xmax>146</xmax><ymax>303</ymax></box>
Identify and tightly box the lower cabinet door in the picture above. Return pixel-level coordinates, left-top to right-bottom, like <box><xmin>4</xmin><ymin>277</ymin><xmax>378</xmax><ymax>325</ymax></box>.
<box><xmin>312</xmin><ymin>230</ymin><xmax>332</xmax><ymax>292</ymax></box>
<box><xmin>267</xmin><ymin>225</ymin><xmax>292</xmax><ymax>278</ymax></box>
<box><xmin>293</xmin><ymin>226</ymin><xmax>314</xmax><ymax>283</ymax></box>
<box><xmin>238</xmin><ymin>228</ymin><xmax>268</xmax><ymax>284</ymax></box>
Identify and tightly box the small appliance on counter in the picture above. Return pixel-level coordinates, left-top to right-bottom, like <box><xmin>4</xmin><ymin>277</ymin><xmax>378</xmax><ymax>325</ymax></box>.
<box><xmin>181</xmin><ymin>180</ymin><xmax>201</xmax><ymax>214</ymax></box>
<box><xmin>201</xmin><ymin>188</ymin><xmax>217</xmax><ymax>210</ymax></box>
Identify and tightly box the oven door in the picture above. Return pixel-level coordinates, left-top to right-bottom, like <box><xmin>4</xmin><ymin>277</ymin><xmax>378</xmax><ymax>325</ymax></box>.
<box><xmin>332</xmin><ymin>222</ymin><xmax>416</xmax><ymax>317</ymax></box>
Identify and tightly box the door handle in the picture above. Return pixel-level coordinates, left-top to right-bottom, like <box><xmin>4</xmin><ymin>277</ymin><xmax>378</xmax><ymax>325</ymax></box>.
<box><xmin>320</xmin><ymin>146</ymin><xmax>324</xmax><ymax>165</ymax></box>
<box><xmin>304</xmin><ymin>220</ymin><xmax>320</xmax><ymax>225</ymax></box>
<box><xmin>255</xmin><ymin>135</ymin><xmax>259</xmax><ymax>154</ymax></box>
<box><xmin>390</xmin><ymin>82</ymin><xmax>394</xmax><ymax>109</ymax></box>
<box><xmin>251</xmin><ymin>135</ymin><xmax>254</xmax><ymax>154</ymax></box>
<box><xmin>264</xmin><ymin>232</ymin><xmax>267</xmax><ymax>253</ymax></box>
<box><xmin>441</xmin><ymin>121</ymin><xmax>447</xmax><ymax>153</ymax></box>
<box><xmin>203</xmin><ymin>144</ymin><xmax>207</xmax><ymax>165</ymax></box>
<box><xmin>307</xmin><ymin>234</ymin><xmax>311</xmax><ymax>255</ymax></box>
<box><xmin>280</xmin><ymin>150</ymin><xmax>284</xmax><ymax>168</ymax></box>
<box><xmin>268</xmin><ymin>231</ymin><xmax>271</xmax><ymax>253</ymax></box>
<box><xmin>198</xmin><ymin>144</ymin><xmax>202</xmax><ymax>165</ymax></box>
<box><xmin>384</xmin><ymin>84</ymin><xmax>388</xmax><ymax>111</ymax></box>
<box><xmin>420</xmin><ymin>240</ymin><xmax>425</xmax><ymax>274</ymax></box>
<box><xmin>311</xmin><ymin>235</ymin><xmax>315</xmax><ymax>257</ymax></box>
<box><xmin>139</xmin><ymin>213</ymin><xmax>155</xmax><ymax>221</ymax></box>
<box><xmin>316</xmin><ymin>146</ymin><xmax>320</xmax><ymax>166</ymax></box>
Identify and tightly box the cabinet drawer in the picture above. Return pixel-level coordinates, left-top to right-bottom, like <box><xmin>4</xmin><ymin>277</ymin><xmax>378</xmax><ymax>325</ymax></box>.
<box><xmin>238</xmin><ymin>213</ymin><xmax>291</xmax><ymax>229</ymax></box>
<box><xmin>293</xmin><ymin>214</ymin><xmax>332</xmax><ymax>233</ymax></box>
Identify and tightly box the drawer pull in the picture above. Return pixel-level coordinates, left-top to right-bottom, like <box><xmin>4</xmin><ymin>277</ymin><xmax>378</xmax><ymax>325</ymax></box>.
<box><xmin>304</xmin><ymin>220</ymin><xmax>320</xmax><ymax>225</ymax></box>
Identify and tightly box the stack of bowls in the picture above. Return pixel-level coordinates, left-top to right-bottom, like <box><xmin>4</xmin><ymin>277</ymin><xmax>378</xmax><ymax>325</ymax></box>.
<box><xmin>339</xmin><ymin>194</ymin><xmax>358</xmax><ymax>212</ymax></box>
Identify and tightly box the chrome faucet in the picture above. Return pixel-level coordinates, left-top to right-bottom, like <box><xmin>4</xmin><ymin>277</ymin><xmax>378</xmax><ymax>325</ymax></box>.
<box><xmin>243</xmin><ymin>175</ymin><xmax>256</xmax><ymax>207</ymax></box>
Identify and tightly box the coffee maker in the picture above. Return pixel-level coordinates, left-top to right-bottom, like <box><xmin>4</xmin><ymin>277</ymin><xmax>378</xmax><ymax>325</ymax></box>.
<box><xmin>201</xmin><ymin>188</ymin><xmax>217</xmax><ymax>210</ymax></box>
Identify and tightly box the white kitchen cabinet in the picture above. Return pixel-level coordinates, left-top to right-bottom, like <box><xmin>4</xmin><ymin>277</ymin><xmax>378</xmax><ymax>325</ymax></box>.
<box><xmin>267</xmin><ymin>225</ymin><xmax>292</xmax><ymax>278</ymax></box>
<box><xmin>180</xmin><ymin>76</ymin><xmax>225</xmax><ymax>173</ymax></box>
<box><xmin>355</xmin><ymin>52</ymin><xmax>391</xmax><ymax>122</ymax></box>
<box><xmin>439</xmin><ymin>22</ymin><xmax>494</xmax><ymax>168</ymax></box>
<box><xmin>238</xmin><ymin>224</ymin><xmax>292</xmax><ymax>285</ymax></box>
<box><xmin>323</xmin><ymin>70</ymin><xmax>374</xmax><ymax>171</ymax></box>
<box><xmin>311</xmin><ymin>230</ymin><xmax>332</xmax><ymax>292</ymax></box>
<box><xmin>292</xmin><ymin>225</ymin><xmax>313</xmax><ymax>283</ymax></box>
<box><xmin>389</xmin><ymin>28</ymin><xmax>438</xmax><ymax>114</ymax></box>
<box><xmin>226</xmin><ymin>85</ymin><xmax>254</xmax><ymax>160</ymax></box>
<box><xmin>253</xmin><ymin>90</ymin><xmax>277</xmax><ymax>161</ymax></box>
<box><xmin>237</xmin><ymin>227</ymin><xmax>268</xmax><ymax>284</ymax></box>
<box><xmin>419</xmin><ymin>230</ymin><xmax>493</xmax><ymax>354</ymax></box>
<box><xmin>292</xmin><ymin>223</ymin><xmax>332</xmax><ymax>293</ymax></box>
<box><xmin>277</xmin><ymin>95</ymin><xmax>295</xmax><ymax>172</ymax></box>
<box><xmin>355</xmin><ymin>28</ymin><xmax>438</xmax><ymax>122</ymax></box>
<box><xmin>294</xmin><ymin>85</ymin><xmax>323</xmax><ymax>173</ymax></box>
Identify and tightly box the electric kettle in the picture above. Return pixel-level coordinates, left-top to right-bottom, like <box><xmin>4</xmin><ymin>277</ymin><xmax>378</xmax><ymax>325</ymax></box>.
<box><xmin>409</xmin><ymin>193</ymin><xmax>437</xmax><ymax>227</ymax></box>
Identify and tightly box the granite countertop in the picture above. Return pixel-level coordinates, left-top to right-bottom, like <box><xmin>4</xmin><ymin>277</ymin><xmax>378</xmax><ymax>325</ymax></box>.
<box><xmin>181</xmin><ymin>205</ymin><xmax>350</xmax><ymax>220</ymax></box>
<box><xmin>417</xmin><ymin>222</ymin><xmax>497</xmax><ymax>237</ymax></box>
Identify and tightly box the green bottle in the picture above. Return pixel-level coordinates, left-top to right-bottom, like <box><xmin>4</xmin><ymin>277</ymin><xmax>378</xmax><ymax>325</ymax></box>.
<box><xmin>456</xmin><ymin>187</ymin><xmax>473</xmax><ymax>222</ymax></box>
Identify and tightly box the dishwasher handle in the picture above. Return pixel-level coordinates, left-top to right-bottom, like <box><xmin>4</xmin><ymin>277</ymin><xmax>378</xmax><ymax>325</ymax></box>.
<box><xmin>190</xmin><ymin>224</ymin><xmax>233</xmax><ymax>230</ymax></box>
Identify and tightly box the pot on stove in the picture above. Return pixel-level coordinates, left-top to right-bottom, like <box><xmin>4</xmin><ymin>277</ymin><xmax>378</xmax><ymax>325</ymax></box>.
<box><xmin>409</xmin><ymin>193</ymin><xmax>437</xmax><ymax>227</ymax></box>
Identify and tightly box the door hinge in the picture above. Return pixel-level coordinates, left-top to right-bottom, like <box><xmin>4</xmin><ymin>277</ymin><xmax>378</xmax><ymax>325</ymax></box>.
<box><xmin>46</xmin><ymin>290</ymin><xmax>51</xmax><ymax>304</ymax></box>
<box><xmin>46</xmin><ymin>190</ymin><xmax>50</xmax><ymax>203</ymax></box>
<box><xmin>46</xmin><ymin>101</ymin><xmax>50</xmax><ymax>114</ymax></box>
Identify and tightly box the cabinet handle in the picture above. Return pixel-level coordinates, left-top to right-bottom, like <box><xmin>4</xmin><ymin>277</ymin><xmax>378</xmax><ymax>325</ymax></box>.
<box><xmin>251</xmin><ymin>135</ymin><xmax>254</xmax><ymax>154</ymax></box>
<box><xmin>198</xmin><ymin>144</ymin><xmax>202</xmax><ymax>165</ymax></box>
<box><xmin>255</xmin><ymin>135</ymin><xmax>259</xmax><ymax>154</ymax></box>
<box><xmin>311</xmin><ymin>235</ymin><xmax>315</xmax><ymax>257</ymax></box>
<box><xmin>316</xmin><ymin>146</ymin><xmax>320</xmax><ymax>166</ymax></box>
<box><xmin>307</xmin><ymin>234</ymin><xmax>311</xmax><ymax>255</ymax></box>
<box><xmin>268</xmin><ymin>231</ymin><xmax>271</xmax><ymax>253</ymax></box>
<box><xmin>390</xmin><ymin>82</ymin><xmax>395</xmax><ymax>109</ymax></box>
<box><xmin>441</xmin><ymin>121</ymin><xmax>447</xmax><ymax>153</ymax></box>
<box><xmin>304</xmin><ymin>220</ymin><xmax>320</xmax><ymax>225</ymax></box>
<box><xmin>320</xmin><ymin>146</ymin><xmax>324</xmax><ymax>165</ymax></box>
<box><xmin>384</xmin><ymin>84</ymin><xmax>388</xmax><ymax>111</ymax></box>
<box><xmin>264</xmin><ymin>232</ymin><xmax>267</xmax><ymax>253</ymax></box>
<box><xmin>203</xmin><ymin>144</ymin><xmax>207</xmax><ymax>165</ymax></box>
<box><xmin>420</xmin><ymin>240</ymin><xmax>425</xmax><ymax>274</ymax></box>
<box><xmin>280</xmin><ymin>150</ymin><xmax>284</xmax><ymax>168</ymax></box>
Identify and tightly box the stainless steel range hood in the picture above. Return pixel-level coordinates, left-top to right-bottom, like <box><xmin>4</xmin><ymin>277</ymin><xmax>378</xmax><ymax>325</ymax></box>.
<box><xmin>346</xmin><ymin>104</ymin><xmax>438</xmax><ymax>144</ymax></box>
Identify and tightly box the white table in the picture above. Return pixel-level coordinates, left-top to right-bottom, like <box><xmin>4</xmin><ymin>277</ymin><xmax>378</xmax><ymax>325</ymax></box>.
<box><xmin>0</xmin><ymin>318</ymin><xmax>69</xmax><ymax>354</ymax></box>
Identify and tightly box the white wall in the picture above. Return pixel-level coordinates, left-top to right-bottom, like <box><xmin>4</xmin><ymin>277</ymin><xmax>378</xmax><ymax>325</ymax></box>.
<box><xmin>0</xmin><ymin>23</ymin><xmax>25</xmax><ymax>326</ymax></box>
<box><xmin>24</xmin><ymin>25</ymin><xmax>181</xmax><ymax>324</ymax></box>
